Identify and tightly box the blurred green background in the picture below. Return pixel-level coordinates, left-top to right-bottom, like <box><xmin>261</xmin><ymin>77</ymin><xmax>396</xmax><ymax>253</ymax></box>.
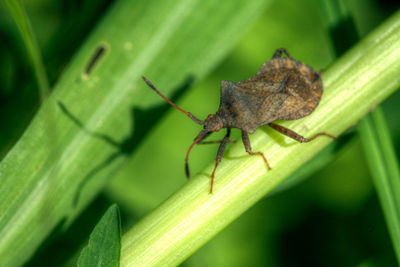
<box><xmin>1</xmin><ymin>0</ymin><xmax>399</xmax><ymax>266</ymax></box>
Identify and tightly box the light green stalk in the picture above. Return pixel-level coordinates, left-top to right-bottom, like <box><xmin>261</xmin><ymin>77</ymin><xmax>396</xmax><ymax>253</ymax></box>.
<box><xmin>121</xmin><ymin>10</ymin><xmax>400</xmax><ymax>266</ymax></box>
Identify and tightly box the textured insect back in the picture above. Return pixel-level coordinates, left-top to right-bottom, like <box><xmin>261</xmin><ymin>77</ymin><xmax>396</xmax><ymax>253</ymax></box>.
<box><xmin>217</xmin><ymin>80</ymin><xmax>261</xmax><ymax>133</ymax></box>
<box><xmin>254</xmin><ymin>52</ymin><xmax>324</xmax><ymax>122</ymax></box>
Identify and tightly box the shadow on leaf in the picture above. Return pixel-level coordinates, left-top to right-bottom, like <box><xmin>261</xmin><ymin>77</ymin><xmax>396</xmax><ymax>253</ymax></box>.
<box><xmin>57</xmin><ymin>76</ymin><xmax>195</xmax><ymax>207</ymax></box>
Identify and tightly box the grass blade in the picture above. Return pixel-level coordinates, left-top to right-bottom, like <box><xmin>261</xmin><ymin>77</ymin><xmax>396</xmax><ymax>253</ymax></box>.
<box><xmin>321</xmin><ymin>0</ymin><xmax>400</xmax><ymax>262</ymax></box>
<box><xmin>77</xmin><ymin>204</ymin><xmax>121</xmax><ymax>267</ymax></box>
<box><xmin>358</xmin><ymin>107</ymin><xmax>400</xmax><ymax>263</ymax></box>
<box><xmin>4</xmin><ymin>0</ymin><xmax>50</xmax><ymax>99</ymax></box>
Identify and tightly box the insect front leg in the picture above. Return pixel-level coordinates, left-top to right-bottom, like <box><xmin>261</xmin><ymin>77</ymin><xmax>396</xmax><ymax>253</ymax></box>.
<box><xmin>210</xmin><ymin>128</ymin><xmax>231</xmax><ymax>193</ymax></box>
<box><xmin>272</xmin><ymin>48</ymin><xmax>292</xmax><ymax>59</ymax></box>
<box><xmin>198</xmin><ymin>140</ymin><xmax>236</xmax><ymax>144</ymax></box>
<box><xmin>241</xmin><ymin>131</ymin><xmax>271</xmax><ymax>170</ymax></box>
<box><xmin>198</xmin><ymin>135</ymin><xmax>236</xmax><ymax>145</ymax></box>
<box><xmin>268</xmin><ymin>123</ymin><xmax>337</xmax><ymax>142</ymax></box>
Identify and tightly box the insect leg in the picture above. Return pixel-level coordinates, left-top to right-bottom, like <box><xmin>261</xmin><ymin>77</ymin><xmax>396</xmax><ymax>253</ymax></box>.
<box><xmin>268</xmin><ymin>123</ymin><xmax>337</xmax><ymax>142</ymax></box>
<box><xmin>210</xmin><ymin>128</ymin><xmax>231</xmax><ymax>193</ymax></box>
<box><xmin>198</xmin><ymin>139</ymin><xmax>236</xmax><ymax>145</ymax></box>
<box><xmin>241</xmin><ymin>131</ymin><xmax>271</xmax><ymax>170</ymax></box>
<box><xmin>272</xmin><ymin>48</ymin><xmax>292</xmax><ymax>59</ymax></box>
<box><xmin>188</xmin><ymin>131</ymin><xmax>235</xmax><ymax>145</ymax></box>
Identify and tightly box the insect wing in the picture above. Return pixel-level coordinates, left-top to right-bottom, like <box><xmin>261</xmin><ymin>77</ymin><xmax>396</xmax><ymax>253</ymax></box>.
<box><xmin>256</xmin><ymin>58</ymin><xmax>323</xmax><ymax>122</ymax></box>
<box><xmin>218</xmin><ymin>80</ymin><xmax>286</xmax><ymax>132</ymax></box>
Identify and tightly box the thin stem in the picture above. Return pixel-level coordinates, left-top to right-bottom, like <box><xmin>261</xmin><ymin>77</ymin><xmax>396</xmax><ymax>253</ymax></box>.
<box><xmin>4</xmin><ymin>0</ymin><xmax>50</xmax><ymax>100</ymax></box>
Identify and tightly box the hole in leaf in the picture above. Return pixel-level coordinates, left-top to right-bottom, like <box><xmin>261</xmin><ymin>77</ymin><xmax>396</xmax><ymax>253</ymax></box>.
<box><xmin>84</xmin><ymin>44</ymin><xmax>107</xmax><ymax>77</ymax></box>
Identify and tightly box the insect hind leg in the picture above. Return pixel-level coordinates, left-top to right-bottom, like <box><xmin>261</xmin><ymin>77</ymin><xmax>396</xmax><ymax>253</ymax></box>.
<box><xmin>268</xmin><ymin>122</ymin><xmax>336</xmax><ymax>142</ymax></box>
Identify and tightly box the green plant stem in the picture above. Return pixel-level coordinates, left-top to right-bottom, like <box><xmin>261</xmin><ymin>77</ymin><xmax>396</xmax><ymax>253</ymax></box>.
<box><xmin>358</xmin><ymin>108</ymin><xmax>400</xmax><ymax>263</ymax></box>
<box><xmin>4</xmin><ymin>0</ymin><xmax>50</xmax><ymax>99</ymax></box>
<box><xmin>120</xmin><ymin>10</ymin><xmax>400</xmax><ymax>266</ymax></box>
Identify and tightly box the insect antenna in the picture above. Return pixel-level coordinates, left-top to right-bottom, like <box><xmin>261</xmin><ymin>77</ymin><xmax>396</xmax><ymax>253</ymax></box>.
<box><xmin>185</xmin><ymin>129</ymin><xmax>209</xmax><ymax>178</ymax></box>
<box><xmin>142</xmin><ymin>76</ymin><xmax>204</xmax><ymax>125</ymax></box>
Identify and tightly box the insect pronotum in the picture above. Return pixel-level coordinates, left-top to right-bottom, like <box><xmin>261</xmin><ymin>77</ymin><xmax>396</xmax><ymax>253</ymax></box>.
<box><xmin>143</xmin><ymin>48</ymin><xmax>336</xmax><ymax>193</ymax></box>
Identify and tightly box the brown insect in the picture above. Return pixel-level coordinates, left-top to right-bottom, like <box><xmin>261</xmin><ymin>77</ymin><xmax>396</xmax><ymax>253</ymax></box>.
<box><xmin>142</xmin><ymin>48</ymin><xmax>336</xmax><ymax>193</ymax></box>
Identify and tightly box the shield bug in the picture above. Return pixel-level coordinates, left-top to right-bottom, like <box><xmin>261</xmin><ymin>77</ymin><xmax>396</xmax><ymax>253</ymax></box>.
<box><xmin>142</xmin><ymin>48</ymin><xmax>336</xmax><ymax>193</ymax></box>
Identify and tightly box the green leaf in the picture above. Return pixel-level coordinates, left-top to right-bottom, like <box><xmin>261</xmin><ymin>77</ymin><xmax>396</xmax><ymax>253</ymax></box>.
<box><xmin>358</xmin><ymin>107</ymin><xmax>400</xmax><ymax>263</ymax></box>
<box><xmin>0</xmin><ymin>0</ymin><xmax>269</xmax><ymax>265</ymax></box>
<box><xmin>120</xmin><ymin>10</ymin><xmax>400</xmax><ymax>266</ymax></box>
<box><xmin>77</xmin><ymin>204</ymin><xmax>121</xmax><ymax>267</ymax></box>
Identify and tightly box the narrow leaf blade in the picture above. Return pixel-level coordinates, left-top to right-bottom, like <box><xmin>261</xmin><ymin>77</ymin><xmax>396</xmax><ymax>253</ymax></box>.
<box><xmin>78</xmin><ymin>204</ymin><xmax>121</xmax><ymax>267</ymax></box>
<box><xmin>358</xmin><ymin>107</ymin><xmax>400</xmax><ymax>263</ymax></box>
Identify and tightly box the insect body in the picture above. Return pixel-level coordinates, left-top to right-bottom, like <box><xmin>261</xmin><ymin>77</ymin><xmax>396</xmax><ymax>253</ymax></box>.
<box><xmin>143</xmin><ymin>48</ymin><xmax>336</xmax><ymax>193</ymax></box>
